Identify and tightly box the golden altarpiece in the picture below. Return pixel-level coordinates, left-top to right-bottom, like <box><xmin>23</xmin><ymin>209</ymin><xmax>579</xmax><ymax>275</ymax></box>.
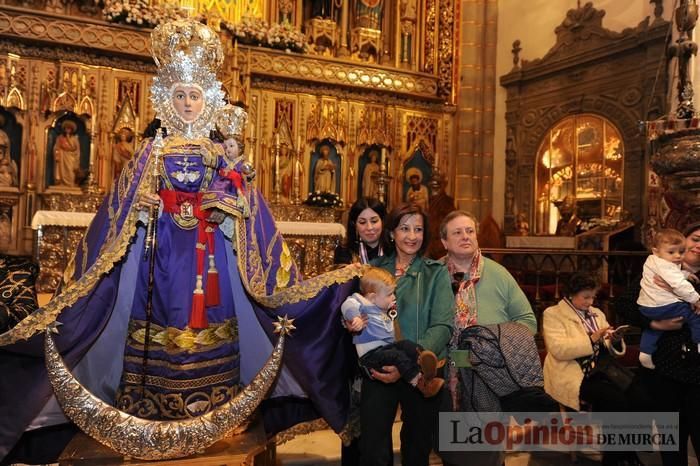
<box><xmin>0</xmin><ymin>0</ymin><xmax>457</xmax><ymax>288</ymax></box>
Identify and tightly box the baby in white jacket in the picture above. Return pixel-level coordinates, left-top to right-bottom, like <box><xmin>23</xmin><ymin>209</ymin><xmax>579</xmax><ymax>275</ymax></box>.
<box><xmin>637</xmin><ymin>228</ymin><xmax>700</xmax><ymax>369</ymax></box>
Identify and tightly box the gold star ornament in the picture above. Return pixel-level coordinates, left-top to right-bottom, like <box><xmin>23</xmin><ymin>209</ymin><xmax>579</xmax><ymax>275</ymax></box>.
<box><xmin>273</xmin><ymin>315</ymin><xmax>296</xmax><ymax>336</ymax></box>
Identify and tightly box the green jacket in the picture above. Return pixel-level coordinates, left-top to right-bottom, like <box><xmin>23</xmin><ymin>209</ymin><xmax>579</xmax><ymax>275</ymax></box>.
<box><xmin>372</xmin><ymin>254</ymin><xmax>454</xmax><ymax>359</ymax></box>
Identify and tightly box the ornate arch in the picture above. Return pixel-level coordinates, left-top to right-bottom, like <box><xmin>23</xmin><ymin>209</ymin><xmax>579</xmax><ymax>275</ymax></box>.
<box><xmin>500</xmin><ymin>2</ymin><xmax>669</xmax><ymax>234</ymax></box>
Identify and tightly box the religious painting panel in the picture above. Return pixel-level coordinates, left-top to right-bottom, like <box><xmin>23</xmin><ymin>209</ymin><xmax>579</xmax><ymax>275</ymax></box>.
<box><xmin>45</xmin><ymin>113</ymin><xmax>90</xmax><ymax>190</ymax></box>
<box><xmin>402</xmin><ymin>148</ymin><xmax>431</xmax><ymax>212</ymax></box>
<box><xmin>0</xmin><ymin>108</ymin><xmax>22</xmax><ymax>190</ymax></box>
<box><xmin>309</xmin><ymin>139</ymin><xmax>340</xmax><ymax>194</ymax></box>
<box><xmin>358</xmin><ymin>144</ymin><xmax>382</xmax><ymax>200</ymax></box>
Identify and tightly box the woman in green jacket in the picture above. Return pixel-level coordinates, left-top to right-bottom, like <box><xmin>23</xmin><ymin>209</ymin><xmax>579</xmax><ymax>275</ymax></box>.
<box><xmin>359</xmin><ymin>202</ymin><xmax>454</xmax><ymax>466</ymax></box>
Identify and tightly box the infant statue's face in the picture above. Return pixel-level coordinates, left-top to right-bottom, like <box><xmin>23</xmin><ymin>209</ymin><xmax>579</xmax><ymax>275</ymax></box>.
<box><xmin>172</xmin><ymin>85</ymin><xmax>205</xmax><ymax>122</ymax></box>
<box><xmin>223</xmin><ymin>138</ymin><xmax>239</xmax><ymax>159</ymax></box>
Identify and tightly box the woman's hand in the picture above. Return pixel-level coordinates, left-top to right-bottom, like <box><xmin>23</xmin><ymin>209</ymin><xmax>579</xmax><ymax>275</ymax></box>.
<box><xmin>653</xmin><ymin>274</ymin><xmax>673</xmax><ymax>292</ymax></box>
<box><xmin>135</xmin><ymin>192</ymin><xmax>161</xmax><ymax>211</ymax></box>
<box><xmin>590</xmin><ymin>326</ymin><xmax>610</xmax><ymax>343</ymax></box>
<box><xmin>650</xmin><ymin>316</ymin><xmax>684</xmax><ymax>331</ymax></box>
<box><xmin>370</xmin><ymin>366</ymin><xmax>400</xmax><ymax>384</ymax></box>
<box><xmin>206</xmin><ymin>209</ymin><xmax>226</xmax><ymax>224</ymax></box>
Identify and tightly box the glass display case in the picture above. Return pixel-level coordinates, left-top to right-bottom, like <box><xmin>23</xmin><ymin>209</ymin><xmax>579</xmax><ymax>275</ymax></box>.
<box><xmin>534</xmin><ymin>114</ymin><xmax>624</xmax><ymax>235</ymax></box>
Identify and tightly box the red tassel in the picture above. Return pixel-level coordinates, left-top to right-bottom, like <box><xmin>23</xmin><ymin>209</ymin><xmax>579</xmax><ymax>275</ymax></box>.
<box><xmin>190</xmin><ymin>292</ymin><xmax>207</xmax><ymax>329</ymax></box>
<box><xmin>206</xmin><ymin>270</ymin><xmax>220</xmax><ymax>307</ymax></box>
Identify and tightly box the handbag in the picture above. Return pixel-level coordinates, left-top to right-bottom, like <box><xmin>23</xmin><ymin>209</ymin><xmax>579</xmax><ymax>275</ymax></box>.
<box><xmin>588</xmin><ymin>349</ymin><xmax>635</xmax><ymax>392</ymax></box>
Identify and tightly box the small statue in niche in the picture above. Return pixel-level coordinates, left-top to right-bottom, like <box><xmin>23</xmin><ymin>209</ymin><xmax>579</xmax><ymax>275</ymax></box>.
<box><xmin>52</xmin><ymin>120</ymin><xmax>81</xmax><ymax>187</ymax></box>
<box><xmin>354</xmin><ymin>0</ymin><xmax>384</xmax><ymax>29</ymax></box>
<box><xmin>404</xmin><ymin>167</ymin><xmax>429</xmax><ymax>211</ymax></box>
<box><xmin>0</xmin><ymin>130</ymin><xmax>18</xmax><ymax>187</ymax></box>
<box><xmin>279</xmin><ymin>0</ymin><xmax>294</xmax><ymax>22</ymax></box>
<box><xmin>555</xmin><ymin>195</ymin><xmax>582</xmax><ymax>236</ymax></box>
<box><xmin>312</xmin><ymin>0</ymin><xmax>336</xmax><ymax>20</ymax></box>
<box><xmin>0</xmin><ymin>209</ymin><xmax>10</xmax><ymax>248</ymax></box>
<box><xmin>112</xmin><ymin>127</ymin><xmax>134</xmax><ymax>179</ymax></box>
<box><xmin>514</xmin><ymin>213</ymin><xmax>530</xmax><ymax>236</ymax></box>
<box><xmin>361</xmin><ymin>150</ymin><xmax>380</xmax><ymax>199</ymax></box>
<box><xmin>279</xmin><ymin>143</ymin><xmax>294</xmax><ymax>203</ymax></box>
<box><xmin>314</xmin><ymin>144</ymin><xmax>336</xmax><ymax>193</ymax></box>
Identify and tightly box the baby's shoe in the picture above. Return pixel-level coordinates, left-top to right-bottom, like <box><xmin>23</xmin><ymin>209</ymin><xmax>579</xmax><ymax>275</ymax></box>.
<box><xmin>639</xmin><ymin>352</ymin><xmax>655</xmax><ymax>369</ymax></box>
<box><xmin>418</xmin><ymin>350</ymin><xmax>438</xmax><ymax>380</ymax></box>
<box><xmin>417</xmin><ymin>376</ymin><xmax>445</xmax><ymax>398</ymax></box>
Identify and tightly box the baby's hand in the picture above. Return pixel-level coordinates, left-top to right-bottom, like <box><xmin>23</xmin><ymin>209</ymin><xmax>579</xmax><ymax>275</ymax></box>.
<box><xmin>347</xmin><ymin>316</ymin><xmax>365</xmax><ymax>332</ymax></box>
<box><xmin>693</xmin><ymin>301</ymin><xmax>700</xmax><ymax>315</ymax></box>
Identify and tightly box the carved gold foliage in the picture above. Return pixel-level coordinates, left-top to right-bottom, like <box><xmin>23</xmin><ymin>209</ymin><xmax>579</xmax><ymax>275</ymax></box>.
<box><xmin>356</xmin><ymin>105</ymin><xmax>393</xmax><ymax>147</ymax></box>
<box><xmin>245</xmin><ymin>47</ymin><xmax>438</xmax><ymax>98</ymax></box>
<box><xmin>0</xmin><ymin>9</ymin><xmax>151</xmax><ymax>58</ymax></box>
<box><xmin>406</xmin><ymin>115</ymin><xmax>438</xmax><ymax>160</ymax></box>
<box><xmin>423</xmin><ymin>0</ymin><xmax>437</xmax><ymax>74</ymax></box>
<box><xmin>437</xmin><ymin>0</ymin><xmax>454</xmax><ymax>99</ymax></box>
<box><xmin>306</xmin><ymin>99</ymin><xmax>347</xmax><ymax>144</ymax></box>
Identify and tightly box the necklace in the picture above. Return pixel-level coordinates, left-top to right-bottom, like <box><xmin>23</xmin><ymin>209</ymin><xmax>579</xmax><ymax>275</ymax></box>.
<box><xmin>395</xmin><ymin>255</ymin><xmax>416</xmax><ymax>277</ymax></box>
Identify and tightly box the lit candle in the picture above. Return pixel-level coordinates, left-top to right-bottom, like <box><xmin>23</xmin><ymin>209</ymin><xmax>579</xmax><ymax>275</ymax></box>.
<box><xmin>233</xmin><ymin>40</ymin><xmax>238</xmax><ymax>69</ymax></box>
<box><xmin>275</xmin><ymin>132</ymin><xmax>280</xmax><ymax>147</ymax></box>
<box><xmin>381</xmin><ymin>147</ymin><xmax>386</xmax><ymax>167</ymax></box>
<box><xmin>297</xmin><ymin>135</ymin><xmax>302</xmax><ymax>152</ymax></box>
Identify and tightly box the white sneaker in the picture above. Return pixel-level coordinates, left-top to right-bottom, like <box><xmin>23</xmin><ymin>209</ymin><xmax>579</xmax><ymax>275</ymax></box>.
<box><xmin>639</xmin><ymin>352</ymin><xmax>655</xmax><ymax>369</ymax></box>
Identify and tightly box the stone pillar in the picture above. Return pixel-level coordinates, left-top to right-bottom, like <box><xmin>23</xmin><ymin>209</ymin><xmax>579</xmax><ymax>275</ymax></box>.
<box><xmin>454</xmin><ymin>0</ymin><xmax>498</xmax><ymax>220</ymax></box>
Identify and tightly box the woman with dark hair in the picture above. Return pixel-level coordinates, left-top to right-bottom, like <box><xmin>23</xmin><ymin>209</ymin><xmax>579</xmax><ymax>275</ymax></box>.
<box><xmin>335</xmin><ymin>197</ymin><xmax>387</xmax><ymax>265</ymax></box>
<box><xmin>543</xmin><ymin>272</ymin><xmax>645</xmax><ymax>466</ymax></box>
<box><xmin>358</xmin><ymin>202</ymin><xmax>454</xmax><ymax>466</ymax></box>
<box><xmin>335</xmin><ymin>197</ymin><xmax>390</xmax><ymax>466</ymax></box>
<box><xmin>642</xmin><ymin>222</ymin><xmax>700</xmax><ymax>466</ymax></box>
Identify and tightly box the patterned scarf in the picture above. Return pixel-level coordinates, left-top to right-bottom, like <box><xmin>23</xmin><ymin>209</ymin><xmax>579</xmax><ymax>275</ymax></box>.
<box><xmin>445</xmin><ymin>249</ymin><xmax>484</xmax><ymax>409</ymax></box>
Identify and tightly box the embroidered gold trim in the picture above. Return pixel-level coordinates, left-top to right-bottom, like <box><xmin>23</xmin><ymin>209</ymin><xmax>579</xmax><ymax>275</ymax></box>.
<box><xmin>127</xmin><ymin>317</ymin><xmax>238</xmax><ymax>352</ymax></box>
<box><xmin>122</xmin><ymin>368</ymin><xmax>239</xmax><ymax>390</ymax></box>
<box><xmin>123</xmin><ymin>354</ymin><xmax>238</xmax><ymax>371</ymax></box>
<box><xmin>0</xmin><ymin>145</ymin><xmax>154</xmax><ymax>345</ymax></box>
<box><xmin>116</xmin><ymin>384</ymin><xmax>239</xmax><ymax>420</ymax></box>
<box><xmin>275</xmin><ymin>418</ymin><xmax>335</xmax><ymax>445</ymax></box>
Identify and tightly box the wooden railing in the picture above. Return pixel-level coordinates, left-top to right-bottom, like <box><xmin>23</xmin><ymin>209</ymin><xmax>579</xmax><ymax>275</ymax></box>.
<box><xmin>481</xmin><ymin>248</ymin><xmax>648</xmax><ymax>333</ymax></box>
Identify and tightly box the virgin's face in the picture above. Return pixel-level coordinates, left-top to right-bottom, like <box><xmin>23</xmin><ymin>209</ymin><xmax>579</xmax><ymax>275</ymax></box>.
<box><xmin>570</xmin><ymin>288</ymin><xmax>597</xmax><ymax>312</ymax></box>
<box><xmin>172</xmin><ymin>86</ymin><xmax>205</xmax><ymax>122</ymax></box>
<box><xmin>355</xmin><ymin>207</ymin><xmax>382</xmax><ymax>247</ymax></box>
<box><xmin>685</xmin><ymin>228</ymin><xmax>700</xmax><ymax>267</ymax></box>
<box><xmin>392</xmin><ymin>213</ymin><xmax>424</xmax><ymax>257</ymax></box>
